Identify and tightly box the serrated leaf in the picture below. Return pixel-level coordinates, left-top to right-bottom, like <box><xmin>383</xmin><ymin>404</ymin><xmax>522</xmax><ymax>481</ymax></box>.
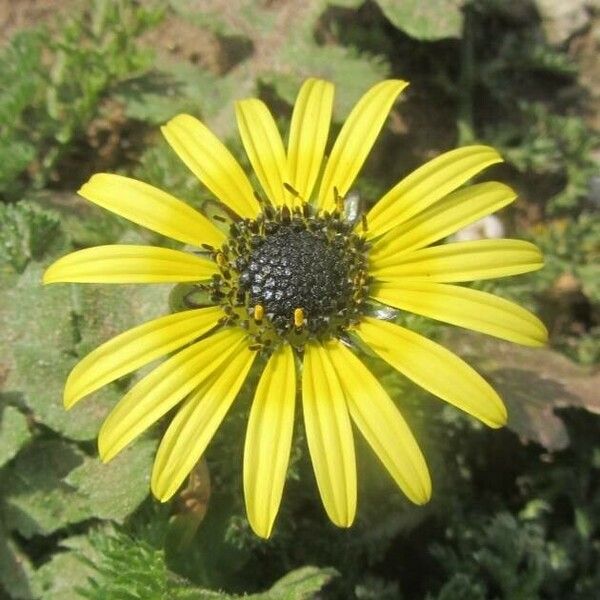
<box><xmin>66</xmin><ymin>439</ymin><xmax>156</xmax><ymax>522</ymax></box>
<box><xmin>171</xmin><ymin>566</ymin><xmax>338</xmax><ymax>599</ymax></box>
<box><xmin>2</xmin><ymin>438</ymin><xmax>153</xmax><ymax>539</ymax></box>
<box><xmin>1</xmin><ymin>440</ymin><xmax>89</xmax><ymax>538</ymax></box>
<box><xmin>0</xmin><ymin>262</ymin><xmax>115</xmax><ymax>441</ymax></box>
<box><xmin>115</xmin><ymin>64</ymin><xmax>233</xmax><ymax>125</ymax></box>
<box><xmin>0</xmin><ymin>201</ymin><xmax>62</xmax><ymax>272</ymax></box>
<box><xmin>12</xmin><ymin>344</ymin><xmax>117</xmax><ymax>441</ymax></box>
<box><xmin>0</xmin><ymin>404</ymin><xmax>31</xmax><ymax>468</ymax></box>
<box><xmin>0</xmin><ymin>30</ymin><xmax>44</xmax><ymax>124</ymax></box>
<box><xmin>0</xmin><ymin>141</ymin><xmax>37</xmax><ymax>199</ymax></box>
<box><xmin>80</xmin><ymin>529</ymin><xmax>178</xmax><ymax>599</ymax></box>
<box><xmin>256</xmin><ymin>566</ymin><xmax>338</xmax><ymax>600</ymax></box>
<box><xmin>42</xmin><ymin>192</ymin><xmax>127</xmax><ymax>249</ymax></box>
<box><xmin>374</xmin><ymin>0</ymin><xmax>465</xmax><ymax>40</ymax></box>
<box><xmin>0</xmin><ymin>263</ymin><xmax>74</xmax><ymax>360</ymax></box>
<box><xmin>1</xmin><ymin>239</ymin><xmax>170</xmax><ymax>441</ymax></box>
<box><xmin>30</xmin><ymin>537</ymin><xmax>98</xmax><ymax>600</ymax></box>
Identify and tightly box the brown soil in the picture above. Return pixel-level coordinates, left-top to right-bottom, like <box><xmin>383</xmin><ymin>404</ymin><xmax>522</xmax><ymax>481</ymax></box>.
<box><xmin>0</xmin><ymin>0</ymin><xmax>75</xmax><ymax>46</ymax></box>
<box><xmin>140</xmin><ymin>14</ymin><xmax>227</xmax><ymax>75</ymax></box>
<box><xmin>569</xmin><ymin>10</ymin><xmax>600</xmax><ymax>130</ymax></box>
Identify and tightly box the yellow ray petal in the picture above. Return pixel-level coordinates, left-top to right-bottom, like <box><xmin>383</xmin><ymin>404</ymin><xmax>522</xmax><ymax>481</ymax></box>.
<box><xmin>372</xmin><ymin>280</ymin><xmax>548</xmax><ymax>347</ymax></box>
<box><xmin>64</xmin><ymin>307</ymin><xmax>222</xmax><ymax>409</ymax></box>
<box><xmin>78</xmin><ymin>173</ymin><xmax>225</xmax><ymax>248</ymax></box>
<box><xmin>355</xmin><ymin>317</ymin><xmax>507</xmax><ymax>428</ymax></box>
<box><xmin>326</xmin><ymin>340</ymin><xmax>431</xmax><ymax>504</ymax></box>
<box><xmin>161</xmin><ymin>114</ymin><xmax>259</xmax><ymax>219</ymax></box>
<box><xmin>317</xmin><ymin>80</ymin><xmax>408</xmax><ymax>212</ymax></box>
<box><xmin>235</xmin><ymin>98</ymin><xmax>290</xmax><ymax>207</ymax></box>
<box><xmin>244</xmin><ymin>344</ymin><xmax>296</xmax><ymax>538</ymax></box>
<box><xmin>98</xmin><ymin>328</ymin><xmax>247</xmax><ymax>462</ymax></box>
<box><xmin>365</xmin><ymin>146</ymin><xmax>503</xmax><ymax>239</ymax></box>
<box><xmin>302</xmin><ymin>342</ymin><xmax>356</xmax><ymax>527</ymax></box>
<box><xmin>287</xmin><ymin>78</ymin><xmax>334</xmax><ymax>202</ymax></box>
<box><xmin>371</xmin><ymin>239</ymin><xmax>543</xmax><ymax>282</ymax></box>
<box><xmin>370</xmin><ymin>182</ymin><xmax>517</xmax><ymax>262</ymax></box>
<box><xmin>43</xmin><ymin>245</ymin><xmax>217</xmax><ymax>284</ymax></box>
<box><xmin>151</xmin><ymin>342</ymin><xmax>256</xmax><ymax>501</ymax></box>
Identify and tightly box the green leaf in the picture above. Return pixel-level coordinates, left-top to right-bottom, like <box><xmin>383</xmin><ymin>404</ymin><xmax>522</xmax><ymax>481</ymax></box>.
<box><xmin>115</xmin><ymin>63</ymin><xmax>232</xmax><ymax>125</ymax></box>
<box><xmin>0</xmin><ymin>201</ymin><xmax>62</xmax><ymax>272</ymax></box>
<box><xmin>1</xmin><ymin>236</ymin><xmax>170</xmax><ymax>441</ymax></box>
<box><xmin>0</xmin><ymin>140</ymin><xmax>37</xmax><ymax>199</ymax></box>
<box><xmin>0</xmin><ymin>263</ymin><xmax>74</xmax><ymax>362</ymax></box>
<box><xmin>0</xmin><ymin>524</ymin><xmax>36</xmax><ymax>600</ymax></box>
<box><xmin>80</xmin><ymin>528</ymin><xmax>337</xmax><ymax>600</ymax></box>
<box><xmin>263</xmin><ymin>46</ymin><xmax>390</xmax><ymax>117</ymax></box>
<box><xmin>65</xmin><ymin>439</ymin><xmax>157</xmax><ymax>522</ymax></box>
<box><xmin>49</xmin><ymin>194</ymin><xmax>127</xmax><ymax>249</ymax></box>
<box><xmin>255</xmin><ymin>566</ymin><xmax>338</xmax><ymax>600</ymax></box>
<box><xmin>1</xmin><ymin>439</ymin><xmax>89</xmax><ymax>538</ymax></box>
<box><xmin>0</xmin><ymin>261</ymin><xmax>116</xmax><ymax>441</ymax></box>
<box><xmin>12</xmin><ymin>344</ymin><xmax>117</xmax><ymax>442</ymax></box>
<box><xmin>30</xmin><ymin>536</ymin><xmax>98</xmax><ymax>600</ymax></box>
<box><xmin>0</xmin><ymin>30</ymin><xmax>44</xmax><ymax>123</ymax></box>
<box><xmin>0</xmin><ymin>404</ymin><xmax>31</xmax><ymax>468</ymax></box>
<box><xmin>79</xmin><ymin>530</ymin><xmax>178</xmax><ymax>599</ymax></box>
<box><xmin>0</xmin><ymin>2</ymin><xmax>162</xmax><ymax>199</ymax></box>
<box><xmin>72</xmin><ymin>278</ymin><xmax>171</xmax><ymax>359</ymax></box>
<box><xmin>374</xmin><ymin>0</ymin><xmax>465</xmax><ymax>40</ymax></box>
<box><xmin>173</xmin><ymin>566</ymin><xmax>338</xmax><ymax>599</ymax></box>
<box><xmin>1</xmin><ymin>437</ymin><xmax>154</xmax><ymax>538</ymax></box>
<box><xmin>577</xmin><ymin>264</ymin><xmax>600</xmax><ymax>303</ymax></box>
<box><xmin>329</xmin><ymin>0</ymin><xmax>363</xmax><ymax>7</ymax></box>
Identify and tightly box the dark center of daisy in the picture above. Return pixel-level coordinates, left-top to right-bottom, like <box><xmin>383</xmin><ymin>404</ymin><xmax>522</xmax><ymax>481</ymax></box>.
<box><xmin>186</xmin><ymin>203</ymin><xmax>370</xmax><ymax>349</ymax></box>
<box><xmin>238</xmin><ymin>226</ymin><xmax>351</xmax><ymax>326</ymax></box>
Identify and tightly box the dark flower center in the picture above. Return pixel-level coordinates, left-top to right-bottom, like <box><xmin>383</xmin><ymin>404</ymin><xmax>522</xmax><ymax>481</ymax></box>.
<box><xmin>184</xmin><ymin>203</ymin><xmax>371</xmax><ymax>350</ymax></box>
<box><xmin>238</xmin><ymin>226</ymin><xmax>351</xmax><ymax>327</ymax></box>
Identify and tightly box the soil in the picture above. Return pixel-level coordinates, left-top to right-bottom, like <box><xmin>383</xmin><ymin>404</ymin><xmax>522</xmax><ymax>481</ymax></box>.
<box><xmin>140</xmin><ymin>15</ymin><xmax>226</xmax><ymax>75</ymax></box>
<box><xmin>0</xmin><ymin>0</ymin><xmax>75</xmax><ymax>46</ymax></box>
<box><xmin>569</xmin><ymin>10</ymin><xmax>600</xmax><ymax>130</ymax></box>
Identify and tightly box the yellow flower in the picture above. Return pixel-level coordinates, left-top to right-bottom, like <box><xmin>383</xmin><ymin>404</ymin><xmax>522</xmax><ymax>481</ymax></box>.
<box><xmin>43</xmin><ymin>78</ymin><xmax>547</xmax><ymax>538</ymax></box>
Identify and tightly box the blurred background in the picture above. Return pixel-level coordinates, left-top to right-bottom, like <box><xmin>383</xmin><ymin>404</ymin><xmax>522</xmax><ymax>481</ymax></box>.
<box><xmin>0</xmin><ymin>0</ymin><xmax>598</xmax><ymax>598</ymax></box>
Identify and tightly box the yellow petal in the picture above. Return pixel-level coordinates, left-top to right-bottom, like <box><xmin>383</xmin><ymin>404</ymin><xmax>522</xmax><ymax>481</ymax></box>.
<box><xmin>151</xmin><ymin>342</ymin><xmax>256</xmax><ymax>501</ymax></box>
<box><xmin>317</xmin><ymin>80</ymin><xmax>408</xmax><ymax>212</ymax></box>
<box><xmin>78</xmin><ymin>173</ymin><xmax>225</xmax><ymax>248</ymax></box>
<box><xmin>98</xmin><ymin>328</ymin><xmax>247</xmax><ymax>462</ymax></box>
<box><xmin>235</xmin><ymin>98</ymin><xmax>289</xmax><ymax>207</ymax></box>
<box><xmin>244</xmin><ymin>344</ymin><xmax>296</xmax><ymax>538</ymax></box>
<box><xmin>302</xmin><ymin>342</ymin><xmax>356</xmax><ymax>527</ymax></box>
<box><xmin>63</xmin><ymin>307</ymin><xmax>222</xmax><ymax>409</ymax></box>
<box><xmin>43</xmin><ymin>245</ymin><xmax>217</xmax><ymax>284</ymax></box>
<box><xmin>161</xmin><ymin>114</ymin><xmax>259</xmax><ymax>219</ymax></box>
<box><xmin>287</xmin><ymin>78</ymin><xmax>334</xmax><ymax>202</ymax></box>
<box><xmin>366</xmin><ymin>146</ymin><xmax>503</xmax><ymax>239</ymax></box>
<box><xmin>372</xmin><ymin>280</ymin><xmax>548</xmax><ymax>347</ymax></box>
<box><xmin>355</xmin><ymin>317</ymin><xmax>507</xmax><ymax>428</ymax></box>
<box><xmin>370</xmin><ymin>182</ymin><xmax>517</xmax><ymax>262</ymax></box>
<box><xmin>371</xmin><ymin>239</ymin><xmax>543</xmax><ymax>282</ymax></box>
<box><xmin>326</xmin><ymin>340</ymin><xmax>431</xmax><ymax>504</ymax></box>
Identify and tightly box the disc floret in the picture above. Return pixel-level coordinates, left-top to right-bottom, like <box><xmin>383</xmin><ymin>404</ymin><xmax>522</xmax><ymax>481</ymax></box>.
<box><xmin>194</xmin><ymin>204</ymin><xmax>370</xmax><ymax>350</ymax></box>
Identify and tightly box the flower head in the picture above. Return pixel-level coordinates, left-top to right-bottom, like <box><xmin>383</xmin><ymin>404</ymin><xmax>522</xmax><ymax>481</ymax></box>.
<box><xmin>44</xmin><ymin>78</ymin><xmax>547</xmax><ymax>538</ymax></box>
